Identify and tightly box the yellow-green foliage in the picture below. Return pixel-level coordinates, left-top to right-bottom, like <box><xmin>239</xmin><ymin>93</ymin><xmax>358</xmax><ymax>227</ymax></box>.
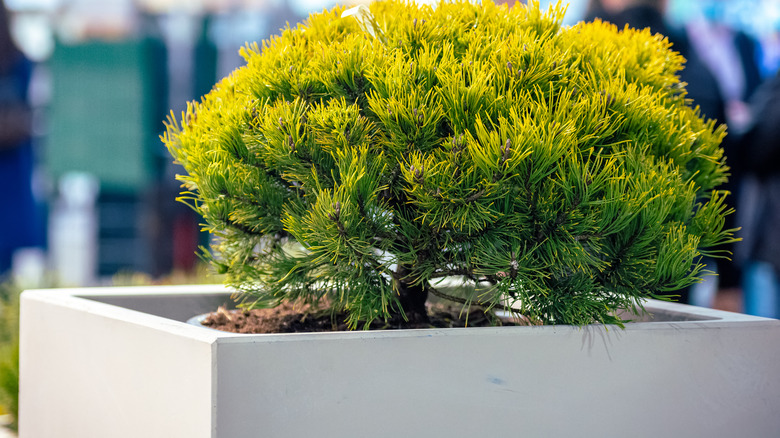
<box><xmin>164</xmin><ymin>0</ymin><xmax>733</xmax><ymax>328</ymax></box>
<box><xmin>0</xmin><ymin>282</ymin><xmax>19</xmax><ymax>431</ymax></box>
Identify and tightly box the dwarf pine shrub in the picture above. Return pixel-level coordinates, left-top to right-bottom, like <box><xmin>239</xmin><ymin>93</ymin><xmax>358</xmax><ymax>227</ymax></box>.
<box><xmin>164</xmin><ymin>0</ymin><xmax>734</xmax><ymax>328</ymax></box>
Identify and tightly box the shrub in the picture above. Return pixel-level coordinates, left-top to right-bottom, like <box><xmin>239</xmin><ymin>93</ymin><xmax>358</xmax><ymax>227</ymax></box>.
<box><xmin>164</xmin><ymin>0</ymin><xmax>734</xmax><ymax>328</ymax></box>
<box><xmin>0</xmin><ymin>281</ymin><xmax>19</xmax><ymax>431</ymax></box>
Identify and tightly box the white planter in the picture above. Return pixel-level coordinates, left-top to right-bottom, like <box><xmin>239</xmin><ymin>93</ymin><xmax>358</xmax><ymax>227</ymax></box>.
<box><xmin>20</xmin><ymin>285</ymin><xmax>780</xmax><ymax>438</ymax></box>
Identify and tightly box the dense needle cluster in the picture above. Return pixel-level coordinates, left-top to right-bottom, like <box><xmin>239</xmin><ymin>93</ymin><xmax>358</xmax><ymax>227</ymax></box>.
<box><xmin>164</xmin><ymin>0</ymin><xmax>734</xmax><ymax>328</ymax></box>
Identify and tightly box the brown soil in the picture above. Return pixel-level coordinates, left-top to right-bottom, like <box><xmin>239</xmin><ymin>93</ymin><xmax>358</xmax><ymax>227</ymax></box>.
<box><xmin>200</xmin><ymin>302</ymin><xmax>520</xmax><ymax>334</ymax></box>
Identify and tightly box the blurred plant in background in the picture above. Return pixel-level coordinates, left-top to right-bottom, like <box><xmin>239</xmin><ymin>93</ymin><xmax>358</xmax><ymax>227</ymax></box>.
<box><xmin>0</xmin><ymin>281</ymin><xmax>19</xmax><ymax>432</ymax></box>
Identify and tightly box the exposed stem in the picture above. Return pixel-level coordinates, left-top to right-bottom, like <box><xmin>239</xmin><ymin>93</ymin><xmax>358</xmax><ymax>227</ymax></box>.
<box><xmin>599</xmin><ymin>230</ymin><xmax>640</xmax><ymax>285</ymax></box>
<box><xmin>464</xmin><ymin>188</ymin><xmax>485</xmax><ymax>204</ymax></box>
<box><xmin>429</xmin><ymin>268</ymin><xmax>480</xmax><ymax>284</ymax></box>
<box><xmin>427</xmin><ymin>285</ymin><xmax>527</xmax><ymax>317</ymax></box>
<box><xmin>222</xmin><ymin>218</ymin><xmax>263</xmax><ymax>237</ymax></box>
<box><xmin>395</xmin><ymin>265</ymin><xmax>429</xmax><ymax>323</ymax></box>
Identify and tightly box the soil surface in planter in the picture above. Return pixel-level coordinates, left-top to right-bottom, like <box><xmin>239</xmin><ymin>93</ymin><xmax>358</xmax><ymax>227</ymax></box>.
<box><xmin>201</xmin><ymin>302</ymin><xmax>523</xmax><ymax>334</ymax></box>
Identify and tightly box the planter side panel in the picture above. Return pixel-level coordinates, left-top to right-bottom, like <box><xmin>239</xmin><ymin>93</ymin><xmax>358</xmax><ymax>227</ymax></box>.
<box><xmin>19</xmin><ymin>292</ymin><xmax>215</xmax><ymax>438</ymax></box>
<box><xmin>215</xmin><ymin>323</ymin><xmax>780</xmax><ymax>438</ymax></box>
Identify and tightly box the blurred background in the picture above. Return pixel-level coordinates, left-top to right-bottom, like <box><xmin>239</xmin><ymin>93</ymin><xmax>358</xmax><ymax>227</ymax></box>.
<box><xmin>2</xmin><ymin>0</ymin><xmax>780</xmax><ymax>314</ymax></box>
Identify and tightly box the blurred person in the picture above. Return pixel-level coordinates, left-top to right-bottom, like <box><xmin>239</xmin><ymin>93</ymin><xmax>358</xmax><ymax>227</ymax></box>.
<box><xmin>586</xmin><ymin>0</ymin><xmax>668</xmax><ymax>32</ymax></box>
<box><xmin>680</xmin><ymin>2</ymin><xmax>767</xmax><ymax>310</ymax></box>
<box><xmin>585</xmin><ymin>0</ymin><xmax>729</xmax><ymax>304</ymax></box>
<box><xmin>684</xmin><ymin>2</ymin><xmax>763</xmax><ymax>133</ymax></box>
<box><xmin>734</xmin><ymin>70</ymin><xmax>780</xmax><ymax>318</ymax></box>
<box><xmin>0</xmin><ymin>0</ymin><xmax>42</xmax><ymax>276</ymax></box>
<box><xmin>758</xmin><ymin>30</ymin><xmax>780</xmax><ymax>78</ymax></box>
<box><xmin>585</xmin><ymin>0</ymin><xmax>726</xmax><ymax>123</ymax></box>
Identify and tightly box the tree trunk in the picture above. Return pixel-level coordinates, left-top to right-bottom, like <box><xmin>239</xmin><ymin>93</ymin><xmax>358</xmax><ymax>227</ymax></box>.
<box><xmin>395</xmin><ymin>265</ymin><xmax>429</xmax><ymax>323</ymax></box>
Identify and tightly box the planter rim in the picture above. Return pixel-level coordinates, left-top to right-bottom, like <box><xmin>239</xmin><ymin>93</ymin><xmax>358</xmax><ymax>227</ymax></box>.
<box><xmin>22</xmin><ymin>284</ymin><xmax>779</xmax><ymax>344</ymax></box>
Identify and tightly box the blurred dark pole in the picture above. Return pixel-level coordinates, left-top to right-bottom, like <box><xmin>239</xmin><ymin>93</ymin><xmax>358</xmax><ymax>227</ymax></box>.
<box><xmin>0</xmin><ymin>0</ymin><xmax>43</xmax><ymax>277</ymax></box>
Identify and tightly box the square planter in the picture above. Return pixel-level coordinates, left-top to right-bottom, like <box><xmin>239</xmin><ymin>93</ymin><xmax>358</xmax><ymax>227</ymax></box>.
<box><xmin>20</xmin><ymin>284</ymin><xmax>780</xmax><ymax>437</ymax></box>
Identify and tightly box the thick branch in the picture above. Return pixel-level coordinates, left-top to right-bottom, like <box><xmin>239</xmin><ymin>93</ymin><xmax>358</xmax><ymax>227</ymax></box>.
<box><xmin>463</xmin><ymin>188</ymin><xmax>485</xmax><ymax>204</ymax></box>
<box><xmin>599</xmin><ymin>231</ymin><xmax>640</xmax><ymax>284</ymax></box>
<box><xmin>221</xmin><ymin>218</ymin><xmax>264</xmax><ymax>237</ymax></box>
<box><xmin>523</xmin><ymin>161</ymin><xmax>544</xmax><ymax>243</ymax></box>
<box><xmin>427</xmin><ymin>285</ymin><xmax>526</xmax><ymax>316</ymax></box>
<box><xmin>545</xmin><ymin>194</ymin><xmax>582</xmax><ymax>237</ymax></box>
<box><xmin>574</xmin><ymin>232</ymin><xmax>602</xmax><ymax>242</ymax></box>
<box><xmin>429</xmin><ymin>268</ymin><xmax>480</xmax><ymax>283</ymax></box>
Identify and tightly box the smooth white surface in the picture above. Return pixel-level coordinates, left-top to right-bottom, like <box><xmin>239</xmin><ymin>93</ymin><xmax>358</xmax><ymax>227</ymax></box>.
<box><xmin>19</xmin><ymin>285</ymin><xmax>780</xmax><ymax>438</ymax></box>
<box><xmin>20</xmin><ymin>287</ymin><xmax>217</xmax><ymax>438</ymax></box>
